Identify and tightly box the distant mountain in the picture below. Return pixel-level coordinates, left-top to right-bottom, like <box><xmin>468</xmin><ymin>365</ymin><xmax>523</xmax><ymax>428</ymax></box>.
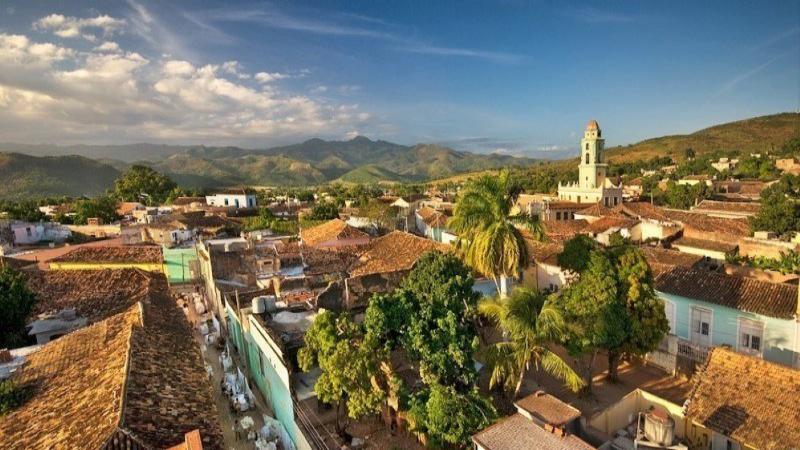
<box><xmin>0</xmin><ymin>142</ymin><xmax>190</xmax><ymax>163</ymax></box>
<box><xmin>0</xmin><ymin>153</ymin><xmax>119</xmax><ymax>199</ymax></box>
<box><xmin>604</xmin><ymin>112</ymin><xmax>800</xmax><ymax>163</ymax></box>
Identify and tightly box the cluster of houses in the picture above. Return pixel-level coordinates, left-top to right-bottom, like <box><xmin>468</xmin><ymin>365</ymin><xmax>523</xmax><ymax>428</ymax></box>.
<box><xmin>0</xmin><ymin>122</ymin><xmax>798</xmax><ymax>450</ymax></box>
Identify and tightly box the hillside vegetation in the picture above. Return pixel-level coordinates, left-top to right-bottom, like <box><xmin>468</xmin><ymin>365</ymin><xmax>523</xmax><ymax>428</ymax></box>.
<box><xmin>0</xmin><ymin>153</ymin><xmax>119</xmax><ymax>199</ymax></box>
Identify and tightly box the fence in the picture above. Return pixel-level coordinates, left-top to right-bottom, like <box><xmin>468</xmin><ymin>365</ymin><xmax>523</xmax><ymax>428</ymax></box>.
<box><xmin>646</xmin><ymin>335</ymin><xmax>711</xmax><ymax>375</ymax></box>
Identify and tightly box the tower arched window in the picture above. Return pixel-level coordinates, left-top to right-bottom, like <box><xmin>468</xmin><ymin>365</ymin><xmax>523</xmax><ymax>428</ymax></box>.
<box><xmin>585</xmin><ymin>153</ymin><xmax>590</xmax><ymax>164</ymax></box>
<box><xmin>585</xmin><ymin>143</ymin><xmax>589</xmax><ymax>150</ymax></box>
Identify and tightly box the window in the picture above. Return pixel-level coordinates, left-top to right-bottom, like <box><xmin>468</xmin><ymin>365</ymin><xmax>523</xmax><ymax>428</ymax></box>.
<box><xmin>738</xmin><ymin>318</ymin><xmax>764</xmax><ymax>356</ymax></box>
<box><xmin>664</xmin><ymin>300</ymin><xmax>676</xmax><ymax>334</ymax></box>
<box><xmin>576</xmin><ymin>196</ymin><xmax>581</xmax><ymax>203</ymax></box>
<box><xmin>690</xmin><ymin>307</ymin><xmax>712</xmax><ymax>347</ymax></box>
<box><xmin>604</xmin><ymin>197</ymin><xmax>609</xmax><ymax>206</ymax></box>
<box><xmin>614</xmin><ymin>197</ymin><xmax>619</xmax><ymax>206</ymax></box>
<box><xmin>585</xmin><ymin>153</ymin><xmax>590</xmax><ymax>164</ymax></box>
<box><xmin>25</xmin><ymin>227</ymin><xmax>32</xmax><ymax>237</ymax></box>
<box><xmin>556</xmin><ymin>211</ymin><xmax>562</xmax><ymax>220</ymax></box>
<box><xmin>585</xmin><ymin>143</ymin><xmax>589</xmax><ymax>150</ymax></box>
<box><xmin>224</xmin><ymin>198</ymin><xmax>229</xmax><ymax>206</ymax></box>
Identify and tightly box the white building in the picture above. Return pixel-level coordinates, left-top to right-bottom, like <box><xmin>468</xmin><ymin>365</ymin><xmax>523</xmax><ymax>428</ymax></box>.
<box><xmin>11</xmin><ymin>221</ymin><xmax>71</xmax><ymax>245</ymax></box>
<box><xmin>558</xmin><ymin>120</ymin><xmax>623</xmax><ymax>207</ymax></box>
<box><xmin>206</xmin><ymin>190</ymin><xmax>257</xmax><ymax>209</ymax></box>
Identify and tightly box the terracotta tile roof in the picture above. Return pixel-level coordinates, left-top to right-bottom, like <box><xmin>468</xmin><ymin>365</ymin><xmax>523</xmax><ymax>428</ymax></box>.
<box><xmin>514</xmin><ymin>392</ymin><xmax>581</xmax><ymax>427</ymax></box>
<box><xmin>614</xmin><ymin>202</ymin><xmax>672</xmax><ymax>222</ymax></box>
<box><xmin>545</xmin><ymin>201</ymin><xmax>585</xmax><ymax>210</ymax></box>
<box><xmin>640</xmin><ymin>246</ymin><xmax>703</xmax><ymax>274</ymax></box>
<box><xmin>523</xmin><ymin>236</ymin><xmax>563</xmax><ymax>266</ymax></box>
<box><xmin>172</xmin><ymin>214</ymin><xmax>231</xmax><ymax>230</ymax></box>
<box><xmin>50</xmin><ymin>245</ymin><xmax>163</xmax><ymax>264</ymax></box>
<box><xmin>665</xmin><ymin>210</ymin><xmax>751</xmax><ymax>237</ymax></box>
<box><xmin>685</xmin><ymin>348</ymin><xmax>800</xmax><ymax>450</ymax></box>
<box><xmin>417</xmin><ymin>206</ymin><xmax>450</xmax><ymax>228</ymax></box>
<box><xmin>672</xmin><ymin>236</ymin><xmax>737</xmax><ymax>253</ymax></box>
<box><xmin>654</xmin><ymin>267</ymin><xmax>798</xmax><ymax>319</ymax></box>
<box><xmin>472</xmin><ymin>413</ymin><xmax>594</xmax><ymax>450</ymax></box>
<box><xmin>26</xmin><ymin>268</ymin><xmax>154</xmax><ymax>322</ymax></box>
<box><xmin>0</xmin><ymin>273</ymin><xmax>223</xmax><ymax>450</ymax></box>
<box><xmin>302</xmin><ymin>247</ymin><xmax>360</xmax><ymax>276</ymax></box>
<box><xmin>348</xmin><ymin>231</ymin><xmax>448</xmax><ymax>277</ymax></box>
<box><xmin>694</xmin><ymin>199</ymin><xmax>761</xmax><ymax>215</ymax></box>
<box><xmin>586</xmin><ymin>215</ymin><xmax>639</xmax><ymax>234</ymax></box>
<box><xmin>576</xmin><ymin>202</ymin><xmax>614</xmax><ymax>217</ymax></box>
<box><xmin>117</xmin><ymin>201</ymin><xmax>144</xmax><ymax>216</ymax></box>
<box><xmin>542</xmin><ymin>220</ymin><xmax>588</xmax><ymax>242</ymax></box>
<box><xmin>300</xmin><ymin>218</ymin><xmax>369</xmax><ymax>247</ymax></box>
<box><xmin>171</xmin><ymin>196</ymin><xmax>206</xmax><ymax>206</ymax></box>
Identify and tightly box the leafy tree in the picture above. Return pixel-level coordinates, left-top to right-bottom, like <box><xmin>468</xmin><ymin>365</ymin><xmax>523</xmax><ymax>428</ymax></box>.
<box><xmin>359</xmin><ymin>199</ymin><xmax>400</xmax><ymax>230</ymax></box>
<box><xmin>555</xmin><ymin>251</ymin><xmax>627</xmax><ymax>393</ymax></box>
<box><xmin>298</xmin><ymin>311</ymin><xmax>386</xmax><ymax>433</ymax></box>
<box><xmin>0</xmin><ymin>379</ymin><xmax>33</xmax><ymax>415</ymax></box>
<box><xmin>408</xmin><ymin>383</ymin><xmax>497</xmax><ymax>449</ymax></box>
<box><xmin>366</xmin><ymin>252</ymin><xmax>481</xmax><ymax>388</ymax></box>
<box><xmin>449</xmin><ymin>170</ymin><xmax>544</xmax><ymax>293</ymax></box>
<box><xmin>0</xmin><ymin>266</ymin><xmax>37</xmax><ymax>349</ymax></box>
<box><xmin>72</xmin><ymin>196</ymin><xmax>119</xmax><ymax>225</ymax></box>
<box><xmin>0</xmin><ymin>200</ymin><xmax>45</xmax><ymax>222</ymax></box>
<box><xmin>750</xmin><ymin>175</ymin><xmax>800</xmax><ymax>236</ymax></box>
<box><xmin>684</xmin><ymin>148</ymin><xmax>695</xmax><ymax>160</ymax></box>
<box><xmin>114</xmin><ymin>165</ymin><xmax>177</xmax><ymax>204</ymax></box>
<box><xmin>557</xmin><ymin>234</ymin><xmax>598</xmax><ymax>274</ymax></box>
<box><xmin>478</xmin><ymin>288</ymin><xmax>583</xmax><ymax>397</ymax></box>
<box><xmin>308</xmin><ymin>201</ymin><xmax>340</xmax><ymax>221</ymax></box>
<box><xmin>660</xmin><ymin>181</ymin><xmax>710</xmax><ymax>210</ymax></box>
<box><xmin>734</xmin><ymin>156</ymin><xmax>778</xmax><ymax>180</ymax></box>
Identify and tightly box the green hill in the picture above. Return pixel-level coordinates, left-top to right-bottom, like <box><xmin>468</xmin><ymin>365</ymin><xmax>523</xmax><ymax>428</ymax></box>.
<box><xmin>0</xmin><ymin>153</ymin><xmax>119</xmax><ymax>199</ymax></box>
<box><xmin>337</xmin><ymin>165</ymin><xmax>404</xmax><ymax>183</ymax></box>
<box><xmin>605</xmin><ymin>112</ymin><xmax>800</xmax><ymax>163</ymax></box>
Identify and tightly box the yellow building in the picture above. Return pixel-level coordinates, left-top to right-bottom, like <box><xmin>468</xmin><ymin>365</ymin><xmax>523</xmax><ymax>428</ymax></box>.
<box><xmin>558</xmin><ymin>120</ymin><xmax>623</xmax><ymax>206</ymax></box>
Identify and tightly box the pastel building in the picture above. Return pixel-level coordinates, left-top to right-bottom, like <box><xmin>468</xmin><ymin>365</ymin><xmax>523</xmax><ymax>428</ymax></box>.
<box><xmin>206</xmin><ymin>189</ymin><xmax>257</xmax><ymax>209</ymax></box>
<box><xmin>558</xmin><ymin>120</ymin><xmax>623</xmax><ymax>206</ymax></box>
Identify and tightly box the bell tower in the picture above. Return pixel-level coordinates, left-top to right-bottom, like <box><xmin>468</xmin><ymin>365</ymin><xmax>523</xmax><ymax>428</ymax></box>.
<box><xmin>578</xmin><ymin>119</ymin><xmax>607</xmax><ymax>189</ymax></box>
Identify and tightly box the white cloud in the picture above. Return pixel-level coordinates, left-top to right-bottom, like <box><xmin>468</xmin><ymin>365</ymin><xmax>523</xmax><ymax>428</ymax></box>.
<box><xmin>310</xmin><ymin>85</ymin><xmax>328</xmax><ymax>94</ymax></box>
<box><xmin>95</xmin><ymin>41</ymin><xmax>120</xmax><ymax>53</ymax></box>
<box><xmin>345</xmin><ymin>130</ymin><xmax>360</xmax><ymax>140</ymax></box>
<box><xmin>33</xmin><ymin>14</ymin><xmax>126</xmax><ymax>41</ymax></box>
<box><xmin>254</xmin><ymin>71</ymin><xmax>287</xmax><ymax>83</ymax></box>
<box><xmin>0</xmin><ymin>32</ymin><xmax>371</xmax><ymax>144</ymax></box>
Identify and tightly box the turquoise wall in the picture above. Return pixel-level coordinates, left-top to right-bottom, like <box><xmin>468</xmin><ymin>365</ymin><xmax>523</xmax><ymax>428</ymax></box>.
<box><xmin>658</xmin><ymin>291</ymin><xmax>798</xmax><ymax>367</ymax></box>
<box><xmin>163</xmin><ymin>246</ymin><xmax>199</xmax><ymax>284</ymax></box>
<box><xmin>225</xmin><ymin>300</ymin><xmax>245</xmax><ymax>356</ymax></box>
<box><xmin>247</xmin><ymin>316</ymin><xmax>313</xmax><ymax>450</ymax></box>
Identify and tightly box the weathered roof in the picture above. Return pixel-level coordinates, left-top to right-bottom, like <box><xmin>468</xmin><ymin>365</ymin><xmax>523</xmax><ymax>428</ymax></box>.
<box><xmin>472</xmin><ymin>413</ymin><xmax>594</xmax><ymax>450</ymax></box>
<box><xmin>525</xmin><ymin>239</ymin><xmax>563</xmax><ymax>266</ymax></box>
<box><xmin>170</xmin><ymin>196</ymin><xmax>206</xmax><ymax>206</ymax></box>
<box><xmin>640</xmin><ymin>246</ymin><xmax>703</xmax><ymax>274</ymax></box>
<box><xmin>665</xmin><ymin>210</ymin><xmax>751</xmax><ymax>237</ymax></box>
<box><xmin>0</xmin><ymin>273</ymin><xmax>223</xmax><ymax>450</ymax></box>
<box><xmin>613</xmin><ymin>202</ymin><xmax>671</xmax><ymax>222</ymax></box>
<box><xmin>671</xmin><ymin>236</ymin><xmax>737</xmax><ymax>253</ymax></box>
<box><xmin>300</xmin><ymin>218</ymin><xmax>369</xmax><ymax>247</ymax></box>
<box><xmin>586</xmin><ymin>215</ymin><xmax>639</xmax><ymax>234</ymax></box>
<box><xmin>417</xmin><ymin>206</ymin><xmax>450</xmax><ymax>228</ymax></box>
<box><xmin>542</xmin><ymin>220</ymin><xmax>588</xmax><ymax>242</ymax></box>
<box><xmin>576</xmin><ymin>202</ymin><xmax>614</xmax><ymax>217</ymax></box>
<box><xmin>654</xmin><ymin>267</ymin><xmax>798</xmax><ymax>319</ymax></box>
<box><xmin>685</xmin><ymin>348</ymin><xmax>800</xmax><ymax>450</ymax></box>
<box><xmin>514</xmin><ymin>392</ymin><xmax>581</xmax><ymax>427</ymax></box>
<box><xmin>26</xmin><ymin>268</ymin><xmax>154</xmax><ymax>323</ymax></box>
<box><xmin>302</xmin><ymin>247</ymin><xmax>360</xmax><ymax>276</ymax></box>
<box><xmin>348</xmin><ymin>231</ymin><xmax>448</xmax><ymax>277</ymax></box>
<box><xmin>50</xmin><ymin>245</ymin><xmax>163</xmax><ymax>264</ymax></box>
<box><xmin>693</xmin><ymin>199</ymin><xmax>761</xmax><ymax>215</ymax></box>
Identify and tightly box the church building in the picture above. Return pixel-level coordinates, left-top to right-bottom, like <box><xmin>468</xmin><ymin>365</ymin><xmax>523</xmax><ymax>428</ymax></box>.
<box><xmin>558</xmin><ymin>120</ymin><xmax>622</xmax><ymax>206</ymax></box>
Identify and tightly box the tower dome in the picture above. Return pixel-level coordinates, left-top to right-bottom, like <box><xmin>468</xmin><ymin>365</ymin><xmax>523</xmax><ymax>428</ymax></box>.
<box><xmin>586</xmin><ymin>119</ymin><xmax>599</xmax><ymax>130</ymax></box>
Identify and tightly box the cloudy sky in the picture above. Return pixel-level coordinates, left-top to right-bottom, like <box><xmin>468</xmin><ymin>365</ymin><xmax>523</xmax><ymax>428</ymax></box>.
<box><xmin>0</xmin><ymin>1</ymin><xmax>797</xmax><ymax>157</ymax></box>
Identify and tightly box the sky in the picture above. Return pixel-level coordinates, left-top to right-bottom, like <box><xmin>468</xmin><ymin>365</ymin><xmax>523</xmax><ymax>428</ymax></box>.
<box><xmin>0</xmin><ymin>0</ymin><xmax>797</xmax><ymax>158</ymax></box>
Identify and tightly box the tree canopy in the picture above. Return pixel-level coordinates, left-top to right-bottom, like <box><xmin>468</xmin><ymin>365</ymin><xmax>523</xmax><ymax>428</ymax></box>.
<box><xmin>72</xmin><ymin>196</ymin><xmax>118</xmax><ymax>225</ymax></box>
<box><xmin>307</xmin><ymin>201</ymin><xmax>340</xmax><ymax>221</ymax></box>
<box><xmin>750</xmin><ymin>174</ymin><xmax>800</xmax><ymax>236</ymax></box>
<box><xmin>114</xmin><ymin>165</ymin><xmax>177</xmax><ymax>204</ymax></box>
<box><xmin>0</xmin><ymin>266</ymin><xmax>37</xmax><ymax>349</ymax></box>
<box><xmin>408</xmin><ymin>383</ymin><xmax>496</xmax><ymax>448</ymax></box>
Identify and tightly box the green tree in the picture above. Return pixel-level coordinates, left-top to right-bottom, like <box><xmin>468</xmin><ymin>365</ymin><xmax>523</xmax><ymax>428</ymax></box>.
<box><xmin>555</xmin><ymin>251</ymin><xmax>627</xmax><ymax>393</ymax></box>
<box><xmin>449</xmin><ymin>170</ymin><xmax>544</xmax><ymax>293</ymax></box>
<box><xmin>0</xmin><ymin>200</ymin><xmax>45</xmax><ymax>222</ymax></box>
<box><xmin>0</xmin><ymin>266</ymin><xmax>37</xmax><ymax>349</ymax></box>
<box><xmin>72</xmin><ymin>196</ymin><xmax>119</xmax><ymax>225</ymax></box>
<box><xmin>408</xmin><ymin>383</ymin><xmax>497</xmax><ymax>449</ymax></box>
<box><xmin>684</xmin><ymin>148</ymin><xmax>695</xmax><ymax>160</ymax></box>
<box><xmin>478</xmin><ymin>288</ymin><xmax>584</xmax><ymax>398</ymax></box>
<box><xmin>556</xmin><ymin>234</ymin><xmax>598</xmax><ymax>274</ymax></box>
<box><xmin>308</xmin><ymin>201</ymin><xmax>340</xmax><ymax>221</ymax></box>
<box><xmin>366</xmin><ymin>251</ymin><xmax>481</xmax><ymax>388</ymax></box>
<box><xmin>750</xmin><ymin>175</ymin><xmax>800</xmax><ymax>236</ymax></box>
<box><xmin>298</xmin><ymin>311</ymin><xmax>386</xmax><ymax>434</ymax></box>
<box><xmin>114</xmin><ymin>165</ymin><xmax>177</xmax><ymax>204</ymax></box>
<box><xmin>0</xmin><ymin>379</ymin><xmax>34</xmax><ymax>415</ymax></box>
<box><xmin>359</xmin><ymin>199</ymin><xmax>400</xmax><ymax>230</ymax></box>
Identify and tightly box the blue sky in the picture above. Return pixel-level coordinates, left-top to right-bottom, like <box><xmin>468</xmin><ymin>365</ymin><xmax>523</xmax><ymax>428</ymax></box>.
<box><xmin>0</xmin><ymin>1</ymin><xmax>797</xmax><ymax>158</ymax></box>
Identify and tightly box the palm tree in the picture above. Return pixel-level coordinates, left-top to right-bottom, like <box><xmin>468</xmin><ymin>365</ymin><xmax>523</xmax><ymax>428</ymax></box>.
<box><xmin>479</xmin><ymin>288</ymin><xmax>584</xmax><ymax>397</ymax></box>
<box><xmin>448</xmin><ymin>170</ymin><xmax>544</xmax><ymax>295</ymax></box>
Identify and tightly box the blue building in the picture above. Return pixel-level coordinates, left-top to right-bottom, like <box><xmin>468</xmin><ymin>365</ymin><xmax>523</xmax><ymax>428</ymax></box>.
<box><xmin>654</xmin><ymin>267</ymin><xmax>799</xmax><ymax>368</ymax></box>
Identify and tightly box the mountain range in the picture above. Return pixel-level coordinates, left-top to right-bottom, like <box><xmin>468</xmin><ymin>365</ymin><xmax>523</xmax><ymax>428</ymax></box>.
<box><xmin>0</xmin><ymin>112</ymin><xmax>797</xmax><ymax>199</ymax></box>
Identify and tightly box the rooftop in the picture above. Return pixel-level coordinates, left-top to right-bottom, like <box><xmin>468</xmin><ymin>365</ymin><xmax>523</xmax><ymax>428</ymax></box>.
<box><xmin>671</xmin><ymin>236</ymin><xmax>737</xmax><ymax>253</ymax></box>
<box><xmin>472</xmin><ymin>413</ymin><xmax>594</xmax><ymax>450</ymax></box>
<box><xmin>576</xmin><ymin>202</ymin><xmax>614</xmax><ymax>217</ymax></box>
<box><xmin>300</xmin><ymin>218</ymin><xmax>369</xmax><ymax>247</ymax></box>
<box><xmin>665</xmin><ymin>210</ymin><xmax>751</xmax><ymax>237</ymax></box>
<box><xmin>348</xmin><ymin>231</ymin><xmax>448</xmax><ymax>277</ymax></box>
<box><xmin>586</xmin><ymin>215</ymin><xmax>639</xmax><ymax>234</ymax></box>
<box><xmin>0</xmin><ymin>273</ymin><xmax>223</xmax><ymax>450</ymax></box>
<box><xmin>685</xmin><ymin>348</ymin><xmax>800</xmax><ymax>450</ymax></box>
<box><xmin>26</xmin><ymin>268</ymin><xmax>155</xmax><ymax>323</ymax></box>
<box><xmin>654</xmin><ymin>266</ymin><xmax>798</xmax><ymax>319</ymax></box>
<box><xmin>640</xmin><ymin>246</ymin><xmax>703</xmax><ymax>274</ymax></box>
<box><xmin>514</xmin><ymin>391</ymin><xmax>582</xmax><ymax>427</ymax></box>
<box><xmin>542</xmin><ymin>220</ymin><xmax>588</xmax><ymax>242</ymax></box>
<box><xmin>50</xmin><ymin>245</ymin><xmax>163</xmax><ymax>264</ymax></box>
<box><xmin>613</xmin><ymin>202</ymin><xmax>672</xmax><ymax>222</ymax></box>
<box><xmin>693</xmin><ymin>199</ymin><xmax>761</xmax><ymax>215</ymax></box>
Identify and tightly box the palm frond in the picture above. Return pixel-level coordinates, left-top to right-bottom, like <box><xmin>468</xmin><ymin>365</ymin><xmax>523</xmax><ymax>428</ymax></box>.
<box><xmin>540</xmin><ymin>348</ymin><xmax>585</xmax><ymax>392</ymax></box>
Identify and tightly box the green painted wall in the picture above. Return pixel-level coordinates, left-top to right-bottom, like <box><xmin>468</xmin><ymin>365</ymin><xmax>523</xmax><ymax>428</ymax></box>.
<box><xmin>163</xmin><ymin>246</ymin><xmax>199</xmax><ymax>284</ymax></box>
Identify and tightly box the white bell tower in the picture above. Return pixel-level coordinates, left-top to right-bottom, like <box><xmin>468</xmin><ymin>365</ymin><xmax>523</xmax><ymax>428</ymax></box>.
<box><xmin>578</xmin><ymin>120</ymin><xmax>607</xmax><ymax>189</ymax></box>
